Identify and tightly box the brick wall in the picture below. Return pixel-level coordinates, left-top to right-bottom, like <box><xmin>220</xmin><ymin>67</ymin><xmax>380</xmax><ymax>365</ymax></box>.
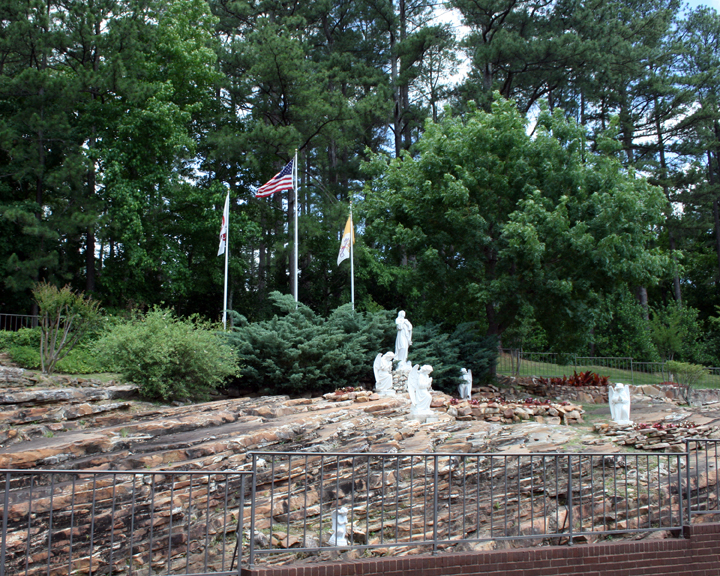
<box><xmin>241</xmin><ymin>523</ymin><xmax>720</xmax><ymax>576</ymax></box>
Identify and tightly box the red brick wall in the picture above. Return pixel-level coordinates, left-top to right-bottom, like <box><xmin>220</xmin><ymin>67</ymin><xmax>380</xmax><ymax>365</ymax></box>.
<box><xmin>241</xmin><ymin>524</ymin><xmax>720</xmax><ymax>576</ymax></box>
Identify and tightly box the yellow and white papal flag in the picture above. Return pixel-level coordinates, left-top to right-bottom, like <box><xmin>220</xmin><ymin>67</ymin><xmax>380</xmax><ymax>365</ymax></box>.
<box><xmin>336</xmin><ymin>215</ymin><xmax>354</xmax><ymax>265</ymax></box>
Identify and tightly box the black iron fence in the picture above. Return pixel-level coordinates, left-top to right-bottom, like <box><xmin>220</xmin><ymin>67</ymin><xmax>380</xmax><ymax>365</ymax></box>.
<box><xmin>245</xmin><ymin>449</ymin><xmax>689</xmax><ymax>566</ymax></box>
<box><xmin>0</xmin><ymin>469</ymin><xmax>250</xmax><ymax>576</ymax></box>
<box><xmin>1</xmin><ymin>441</ymin><xmax>720</xmax><ymax>574</ymax></box>
<box><xmin>497</xmin><ymin>349</ymin><xmax>720</xmax><ymax>388</ymax></box>
<box><xmin>0</xmin><ymin>314</ymin><xmax>38</xmax><ymax>332</ymax></box>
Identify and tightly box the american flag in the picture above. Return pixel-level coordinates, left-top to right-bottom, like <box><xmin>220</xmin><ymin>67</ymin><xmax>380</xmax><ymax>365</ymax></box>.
<box><xmin>256</xmin><ymin>159</ymin><xmax>294</xmax><ymax>198</ymax></box>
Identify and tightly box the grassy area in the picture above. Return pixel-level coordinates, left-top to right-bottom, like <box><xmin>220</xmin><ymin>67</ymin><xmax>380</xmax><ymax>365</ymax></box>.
<box><xmin>497</xmin><ymin>354</ymin><xmax>720</xmax><ymax>389</ymax></box>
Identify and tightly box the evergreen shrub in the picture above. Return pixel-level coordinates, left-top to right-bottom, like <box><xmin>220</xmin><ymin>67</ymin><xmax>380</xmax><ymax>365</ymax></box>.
<box><xmin>410</xmin><ymin>323</ymin><xmax>497</xmax><ymax>394</ymax></box>
<box><xmin>224</xmin><ymin>292</ymin><xmax>498</xmax><ymax>396</ymax></box>
<box><xmin>96</xmin><ymin>307</ymin><xmax>238</xmax><ymax>401</ymax></box>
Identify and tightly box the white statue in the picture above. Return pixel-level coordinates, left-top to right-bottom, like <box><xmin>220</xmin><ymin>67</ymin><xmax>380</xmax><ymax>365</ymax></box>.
<box><xmin>395</xmin><ymin>311</ymin><xmax>413</xmax><ymax>369</ymax></box>
<box><xmin>373</xmin><ymin>352</ymin><xmax>396</xmax><ymax>396</ymax></box>
<box><xmin>408</xmin><ymin>364</ymin><xmax>434</xmax><ymax>415</ymax></box>
<box><xmin>328</xmin><ymin>507</ymin><xmax>349</xmax><ymax>546</ymax></box>
<box><xmin>459</xmin><ymin>368</ymin><xmax>472</xmax><ymax>400</ymax></box>
<box><xmin>608</xmin><ymin>383</ymin><xmax>632</xmax><ymax>425</ymax></box>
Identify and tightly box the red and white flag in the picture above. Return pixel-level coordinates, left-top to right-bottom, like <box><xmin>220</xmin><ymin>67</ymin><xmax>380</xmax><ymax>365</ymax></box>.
<box><xmin>256</xmin><ymin>159</ymin><xmax>294</xmax><ymax>198</ymax></box>
<box><xmin>217</xmin><ymin>192</ymin><xmax>229</xmax><ymax>256</ymax></box>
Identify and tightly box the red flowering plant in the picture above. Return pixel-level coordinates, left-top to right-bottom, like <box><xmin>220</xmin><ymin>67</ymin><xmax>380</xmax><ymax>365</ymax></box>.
<box><xmin>539</xmin><ymin>371</ymin><xmax>609</xmax><ymax>387</ymax></box>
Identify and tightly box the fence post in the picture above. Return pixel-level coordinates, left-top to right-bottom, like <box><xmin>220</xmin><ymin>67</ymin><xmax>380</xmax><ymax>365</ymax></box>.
<box><xmin>432</xmin><ymin>455</ymin><xmax>439</xmax><ymax>554</ymax></box>
<box><xmin>567</xmin><ymin>455</ymin><xmax>573</xmax><ymax>546</ymax></box>
<box><xmin>0</xmin><ymin>472</ymin><xmax>10</xmax><ymax>576</ymax></box>
<box><xmin>685</xmin><ymin>439</ymin><xmax>692</xmax><ymax>528</ymax></box>
<box><xmin>232</xmin><ymin>474</ymin><xmax>246</xmax><ymax>574</ymax></box>
<box><xmin>631</xmin><ymin>359</ymin><xmax>635</xmax><ymax>386</ymax></box>
<box><xmin>248</xmin><ymin>456</ymin><xmax>258</xmax><ymax>568</ymax></box>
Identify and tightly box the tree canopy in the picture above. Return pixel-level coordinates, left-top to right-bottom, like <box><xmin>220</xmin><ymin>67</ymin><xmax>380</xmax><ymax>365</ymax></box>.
<box><xmin>363</xmin><ymin>98</ymin><xmax>670</xmax><ymax>349</ymax></box>
<box><xmin>2</xmin><ymin>0</ymin><xmax>720</xmax><ymax>366</ymax></box>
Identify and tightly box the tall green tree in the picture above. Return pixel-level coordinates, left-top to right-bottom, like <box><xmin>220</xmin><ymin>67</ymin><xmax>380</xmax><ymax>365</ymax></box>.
<box><xmin>363</xmin><ymin>98</ymin><xmax>670</xmax><ymax>350</ymax></box>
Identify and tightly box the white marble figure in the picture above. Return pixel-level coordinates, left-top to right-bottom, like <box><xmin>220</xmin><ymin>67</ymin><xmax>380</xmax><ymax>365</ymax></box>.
<box><xmin>608</xmin><ymin>383</ymin><xmax>632</xmax><ymax>425</ymax></box>
<box><xmin>395</xmin><ymin>311</ymin><xmax>413</xmax><ymax>369</ymax></box>
<box><xmin>328</xmin><ymin>507</ymin><xmax>349</xmax><ymax>546</ymax></box>
<box><xmin>408</xmin><ymin>364</ymin><xmax>434</xmax><ymax>416</ymax></box>
<box><xmin>373</xmin><ymin>352</ymin><xmax>396</xmax><ymax>396</ymax></box>
<box><xmin>459</xmin><ymin>368</ymin><xmax>472</xmax><ymax>400</ymax></box>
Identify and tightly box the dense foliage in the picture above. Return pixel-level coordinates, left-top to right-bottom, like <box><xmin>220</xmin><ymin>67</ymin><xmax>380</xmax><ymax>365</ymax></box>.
<box><xmin>224</xmin><ymin>292</ymin><xmax>498</xmax><ymax>395</ymax></box>
<box><xmin>364</xmin><ymin>99</ymin><xmax>669</xmax><ymax>350</ymax></box>
<box><xmin>96</xmin><ymin>308</ymin><xmax>239</xmax><ymax>401</ymax></box>
<box><xmin>2</xmin><ymin>0</ymin><xmax>720</xmax><ymax>370</ymax></box>
<box><xmin>33</xmin><ymin>283</ymin><xmax>103</xmax><ymax>374</ymax></box>
<box><xmin>0</xmin><ymin>327</ymin><xmax>104</xmax><ymax>374</ymax></box>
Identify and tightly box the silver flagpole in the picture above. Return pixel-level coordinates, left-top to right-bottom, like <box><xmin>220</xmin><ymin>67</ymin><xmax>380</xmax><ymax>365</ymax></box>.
<box><xmin>222</xmin><ymin>192</ymin><xmax>229</xmax><ymax>330</ymax></box>
<box><xmin>350</xmin><ymin>201</ymin><xmax>354</xmax><ymax>310</ymax></box>
<box><xmin>293</xmin><ymin>149</ymin><xmax>299</xmax><ymax>303</ymax></box>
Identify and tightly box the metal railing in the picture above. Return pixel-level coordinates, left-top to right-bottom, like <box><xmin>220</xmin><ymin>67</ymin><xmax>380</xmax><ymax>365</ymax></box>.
<box><xmin>2</xmin><ymin>445</ymin><xmax>720</xmax><ymax>573</ymax></box>
<box><xmin>0</xmin><ymin>314</ymin><xmax>38</xmax><ymax>331</ymax></box>
<box><xmin>686</xmin><ymin>439</ymin><xmax>720</xmax><ymax>522</ymax></box>
<box><xmin>246</xmin><ymin>450</ymin><xmax>689</xmax><ymax>566</ymax></box>
<box><xmin>0</xmin><ymin>469</ymin><xmax>250</xmax><ymax>576</ymax></box>
<box><xmin>497</xmin><ymin>349</ymin><xmax>720</xmax><ymax>388</ymax></box>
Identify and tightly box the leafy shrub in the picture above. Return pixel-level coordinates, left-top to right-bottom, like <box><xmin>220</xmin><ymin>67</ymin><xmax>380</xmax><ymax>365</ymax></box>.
<box><xmin>96</xmin><ymin>307</ymin><xmax>239</xmax><ymax>401</ymax></box>
<box><xmin>55</xmin><ymin>346</ymin><xmax>105</xmax><ymax>374</ymax></box>
<box><xmin>0</xmin><ymin>327</ymin><xmax>41</xmax><ymax>349</ymax></box>
<box><xmin>665</xmin><ymin>361</ymin><xmax>706</xmax><ymax>388</ymax></box>
<box><xmin>224</xmin><ymin>292</ymin><xmax>498</xmax><ymax>396</ymax></box>
<box><xmin>0</xmin><ymin>328</ymin><xmax>104</xmax><ymax>373</ymax></box>
<box><xmin>225</xmin><ymin>293</ymin><xmax>395</xmax><ymax>395</ymax></box>
<box><xmin>33</xmin><ymin>282</ymin><xmax>103</xmax><ymax>374</ymax></box>
<box><xmin>7</xmin><ymin>346</ymin><xmax>41</xmax><ymax>369</ymax></box>
<box><xmin>539</xmin><ymin>371</ymin><xmax>609</xmax><ymax>387</ymax></box>
<box><xmin>409</xmin><ymin>323</ymin><xmax>497</xmax><ymax>394</ymax></box>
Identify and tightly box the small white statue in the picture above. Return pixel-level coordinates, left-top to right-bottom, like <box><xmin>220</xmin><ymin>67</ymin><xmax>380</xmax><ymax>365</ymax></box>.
<box><xmin>459</xmin><ymin>368</ymin><xmax>472</xmax><ymax>400</ymax></box>
<box><xmin>373</xmin><ymin>352</ymin><xmax>396</xmax><ymax>396</ymax></box>
<box><xmin>328</xmin><ymin>507</ymin><xmax>349</xmax><ymax>546</ymax></box>
<box><xmin>608</xmin><ymin>383</ymin><xmax>632</xmax><ymax>425</ymax></box>
<box><xmin>395</xmin><ymin>311</ymin><xmax>413</xmax><ymax>370</ymax></box>
<box><xmin>408</xmin><ymin>364</ymin><xmax>434</xmax><ymax>415</ymax></box>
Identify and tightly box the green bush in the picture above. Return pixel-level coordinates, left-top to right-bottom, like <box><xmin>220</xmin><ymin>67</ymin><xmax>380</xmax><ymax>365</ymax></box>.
<box><xmin>224</xmin><ymin>292</ymin><xmax>498</xmax><ymax>396</ymax></box>
<box><xmin>665</xmin><ymin>360</ymin><xmax>707</xmax><ymax>388</ymax></box>
<box><xmin>410</xmin><ymin>323</ymin><xmax>497</xmax><ymax>394</ymax></box>
<box><xmin>0</xmin><ymin>327</ymin><xmax>41</xmax><ymax>350</ymax></box>
<box><xmin>7</xmin><ymin>345</ymin><xmax>41</xmax><ymax>369</ymax></box>
<box><xmin>33</xmin><ymin>282</ymin><xmax>103</xmax><ymax>374</ymax></box>
<box><xmin>0</xmin><ymin>327</ymin><xmax>105</xmax><ymax>373</ymax></box>
<box><xmin>55</xmin><ymin>346</ymin><xmax>105</xmax><ymax>374</ymax></box>
<box><xmin>96</xmin><ymin>307</ymin><xmax>239</xmax><ymax>401</ymax></box>
<box><xmin>225</xmin><ymin>293</ymin><xmax>395</xmax><ymax>395</ymax></box>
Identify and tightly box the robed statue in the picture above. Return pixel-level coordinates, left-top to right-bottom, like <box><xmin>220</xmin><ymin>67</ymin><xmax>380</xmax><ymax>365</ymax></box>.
<box><xmin>395</xmin><ymin>311</ymin><xmax>412</xmax><ymax>365</ymax></box>
<box><xmin>373</xmin><ymin>352</ymin><xmax>395</xmax><ymax>396</ymax></box>
<box><xmin>408</xmin><ymin>364</ymin><xmax>434</xmax><ymax>416</ymax></box>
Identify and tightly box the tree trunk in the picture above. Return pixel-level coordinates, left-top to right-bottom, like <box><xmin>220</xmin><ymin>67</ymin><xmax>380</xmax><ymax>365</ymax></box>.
<box><xmin>636</xmin><ymin>286</ymin><xmax>649</xmax><ymax>321</ymax></box>
<box><xmin>710</xmin><ymin>151</ymin><xmax>720</xmax><ymax>280</ymax></box>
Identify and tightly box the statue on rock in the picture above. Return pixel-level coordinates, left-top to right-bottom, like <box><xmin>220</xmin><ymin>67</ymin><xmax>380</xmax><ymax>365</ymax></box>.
<box><xmin>408</xmin><ymin>364</ymin><xmax>434</xmax><ymax>416</ymax></box>
<box><xmin>608</xmin><ymin>383</ymin><xmax>632</xmax><ymax>425</ymax></box>
<box><xmin>394</xmin><ymin>310</ymin><xmax>413</xmax><ymax>370</ymax></box>
<box><xmin>459</xmin><ymin>368</ymin><xmax>472</xmax><ymax>400</ymax></box>
<box><xmin>373</xmin><ymin>352</ymin><xmax>396</xmax><ymax>396</ymax></box>
<box><xmin>328</xmin><ymin>507</ymin><xmax>349</xmax><ymax>546</ymax></box>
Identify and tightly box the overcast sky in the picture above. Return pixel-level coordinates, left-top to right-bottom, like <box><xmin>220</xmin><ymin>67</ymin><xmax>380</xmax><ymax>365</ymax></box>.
<box><xmin>685</xmin><ymin>0</ymin><xmax>720</xmax><ymax>10</ymax></box>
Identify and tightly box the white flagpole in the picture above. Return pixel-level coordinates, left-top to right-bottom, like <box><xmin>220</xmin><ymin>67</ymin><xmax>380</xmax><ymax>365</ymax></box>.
<box><xmin>222</xmin><ymin>192</ymin><xmax>230</xmax><ymax>331</ymax></box>
<box><xmin>350</xmin><ymin>202</ymin><xmax>354</xmax><ymax>310</ymax></box>
<box><xmin>293</xmin><ymin>149</ymin><xmax>299</xmax><ymax>303</ymax></box>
